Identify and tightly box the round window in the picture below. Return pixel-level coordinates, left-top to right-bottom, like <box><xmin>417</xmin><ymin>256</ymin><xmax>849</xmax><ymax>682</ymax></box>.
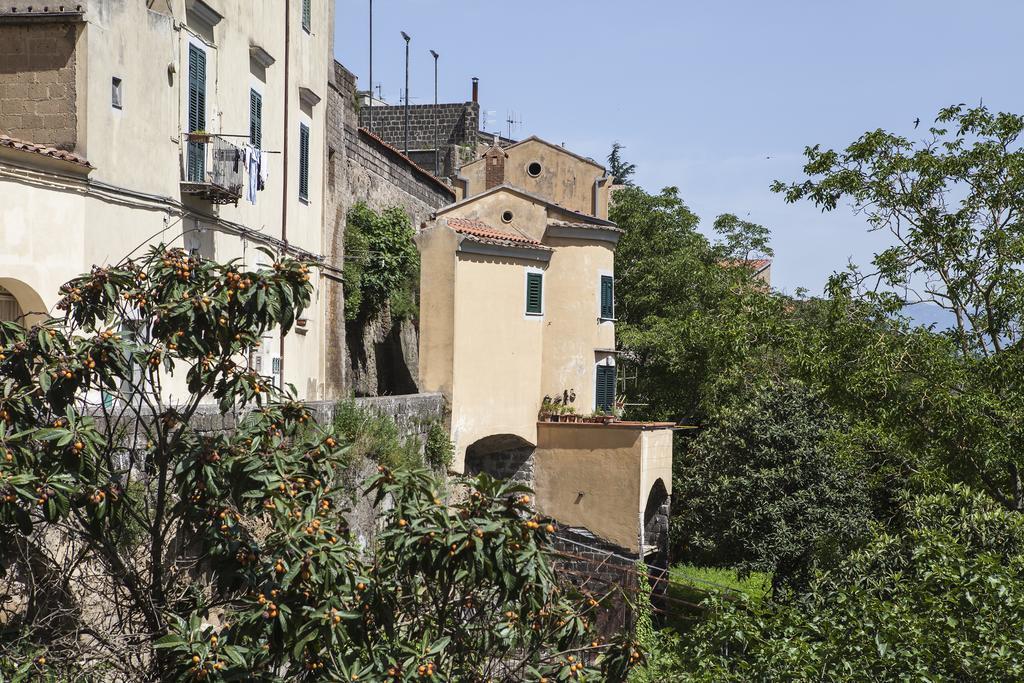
<box><xmin>501</xmin><ymin>210</ymin><xmax>514</xmax><ymax>223</ymax></box>
<box><xmin>527</xmin><ymin>161</ymin><xmax>542</xmax><ymax>177</ymax></box>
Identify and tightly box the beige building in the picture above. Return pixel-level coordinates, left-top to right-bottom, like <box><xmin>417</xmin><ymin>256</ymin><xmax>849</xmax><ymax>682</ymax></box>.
<box><xmin>418</xmin><ymin>138</ymin><xmax>673</xmax><ymax>554</ymax></box>
<box><xmin>0</xmin><ymin>0</ymin><xmax>333</xmax><ymax>400</ymax></box>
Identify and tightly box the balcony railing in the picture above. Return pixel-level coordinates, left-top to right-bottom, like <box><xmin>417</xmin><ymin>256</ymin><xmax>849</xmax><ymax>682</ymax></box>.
<box><xmin>181</xmin><ymin>133</ymin><xmax>243</xmax><ymax>205</ymax></box>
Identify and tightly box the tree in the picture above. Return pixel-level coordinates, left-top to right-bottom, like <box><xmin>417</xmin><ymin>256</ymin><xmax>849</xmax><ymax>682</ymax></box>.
<box><xmin>665</xmin><ymin>486</ymin><xmax>1024</xmax><ymax>681</ymax></box>
<box><xmin>711</xmin><ymin>213</ymin><xmax>773</xmax><ymax>261</ymax></box>
<box><xmin>674</xmin><ymin>379</ymin><xmax>871</xmax><ymax>592</ymax></box>
<box><xmin>773</xmin><ymin>104</ymin><xmax>1024</xmax><ymax>510</ymax></box>
<box><xmin>772</xmin><ymin>104</ymin><xmax>1023</xmax><ymax>358</ymax></box>
<box><xmin>0</xmin><ymin>247</ymin><xmax>639</xmax><ymax>681</ymax></box>
<box><xmin>607</xmin><ymin>142</ymin><xmax>637</xmax><ymax>186</ymax></box>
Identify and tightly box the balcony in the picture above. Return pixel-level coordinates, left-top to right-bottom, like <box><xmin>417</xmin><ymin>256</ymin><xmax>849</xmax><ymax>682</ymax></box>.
<box><xmin>180</xmin><ymin>133</ymin><xmax>243</xmax><ymax>205</ymax></box>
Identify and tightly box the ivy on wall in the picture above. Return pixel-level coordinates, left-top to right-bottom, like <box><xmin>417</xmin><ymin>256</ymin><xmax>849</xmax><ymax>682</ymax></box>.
<box><xmin>343</xmin><ymin>202</ymin><xmax>420</xmax><ymax>321</ymax></box>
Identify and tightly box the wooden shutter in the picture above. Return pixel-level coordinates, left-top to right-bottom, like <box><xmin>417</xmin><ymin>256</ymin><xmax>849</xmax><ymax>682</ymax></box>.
<box><xmin>298</xmin><ymin>123</ymin><xmax>310</xmax><ymax>201</ymax></box>
<box><xmin>187</xmin><ymin>45</ymin><xmax>206</xmax><ymax>182</ymax></box>
<box><xmin>596</xmin><ymin>365</ymin><xmax>616</xmax><ymax>411</ymax></box>
<box><xmin>249</xmin><ymin>89</ymin><xmax>262</xmax><ymax>149</ymax></box>
<box><xmin>526</xmin><ymin>272</ymin><xmax>543</xmax><ymax>314</ymax></box>
<box><xmin>302</xmin><ymin>0</ymin><xmax>311</xmax><ymax>31</ymax></box>
<box><xmin>600</xmin><ymin>275</ymin><xmax>614</xmax><ymax>319</ymax></box>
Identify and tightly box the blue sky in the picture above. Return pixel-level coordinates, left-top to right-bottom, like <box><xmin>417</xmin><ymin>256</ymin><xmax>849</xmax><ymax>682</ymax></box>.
<box><xmin>334</xmin><ymin>0</ymin><xmax>1024</xmax><ymax>295</ymax></box>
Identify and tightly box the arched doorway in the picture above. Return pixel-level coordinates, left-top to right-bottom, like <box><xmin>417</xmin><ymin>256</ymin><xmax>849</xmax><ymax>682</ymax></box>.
<box><xmin>0</xmin><ymin>279</ymin><xmax>47</xmax><ymax>327</ymax></box>
<box><xmin>464</xmin><ymin>434</ymin><xmax>536</xmax><ymax>486</ymax></box>
<box><xmin>642</xmin><ymin>478</ymin><xmax>671</xmax><ymax>610</ymax></box>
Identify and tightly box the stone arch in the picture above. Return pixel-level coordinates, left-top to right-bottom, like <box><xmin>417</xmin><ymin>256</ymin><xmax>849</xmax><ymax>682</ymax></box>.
<box><xmin>0</xmin><ymin>278</ymin><xmax>48</xmax><ymax>327</ymax></box>
<box><xmin>464</xmin><ymin>434</ymin><xmax>536</xmax><ymax>486</ymax></box>
<box><xmin>642</xmin><ymin>478</ymin><xmax>671</xmax><ymax>608</ymax></box>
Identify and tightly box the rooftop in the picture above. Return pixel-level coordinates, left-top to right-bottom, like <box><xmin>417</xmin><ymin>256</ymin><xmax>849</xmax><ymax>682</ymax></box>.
<box><xmin>0</xmin><ymin>134</ymin><xmax>92</xmax><ymax>169</ymax></box>
<box><xmin>446</xmin><ymin>216</ymin><xmax>549</xmax><ymax>250</ymax></box>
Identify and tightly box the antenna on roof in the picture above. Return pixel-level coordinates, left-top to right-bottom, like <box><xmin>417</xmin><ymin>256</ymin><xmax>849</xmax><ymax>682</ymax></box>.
<box><xmin>505</xmin><ymin>110</ymin><xmax>523</xmax><ymax>140</ymax></box>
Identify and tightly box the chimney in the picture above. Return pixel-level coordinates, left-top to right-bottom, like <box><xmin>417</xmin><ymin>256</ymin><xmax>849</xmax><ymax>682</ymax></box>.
<box><xmin>484</xmin><ymin>141</ymin><xmax>507</xmax><ymax>190</ymax></box>
<box><xmin>471</xmin><ymin>77</ymin><xmax>479</xmax><ymax>103</ymax></box>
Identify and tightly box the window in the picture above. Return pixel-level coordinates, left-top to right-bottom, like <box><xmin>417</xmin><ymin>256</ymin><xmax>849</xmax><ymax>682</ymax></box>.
<box><xmin>527</xmin><ymin>161</ymin><xmax>542</xmax><ymax>177</ymax></box>
<box><xmin>600</xmin><ymin>275</ymin><xmax>614</xmax><ymax>319</ymax></box>
<box><xmin>298</xmin><ymin>122</ymin><xmax>310</xmax><ymax>202</ymax></box>
<box><xmin>249</xmin><ymin>89</ymin><xmax>262</xmax><ymax>149</ymax></box>
<box><xmin>111</xmin><ymin>77</ymin><xmax>123</xmax><ymax>109</ymax></box>
<box><xmin>501</xmin><ymin>210</ymin><xmax>514</xmax><ymax>223</ymax></box>
<box><xmin>186</xmin><ymin>44</ymin><xmax>207</xmax><ymax>182</ymax></box>
<box><xmin>302</xmin><ymin>0</ymin><xmax>311</xmax><ymax>32</ymax></box>
<box><xmin>596</xmin><ymin>364</ymin><xmax>616</xmax><ymax>411</ymax></box>
<box><xmin>525</xmin><ymin>272</ymin><xmax>543</xmax><ymax>315</ymax></box>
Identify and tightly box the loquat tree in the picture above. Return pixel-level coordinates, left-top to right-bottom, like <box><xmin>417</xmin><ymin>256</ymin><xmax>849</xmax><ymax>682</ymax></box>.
<box><xmin>0</xmin><ymin>246</ymin><xmax>639</xmax><ymax>681</ymax></box>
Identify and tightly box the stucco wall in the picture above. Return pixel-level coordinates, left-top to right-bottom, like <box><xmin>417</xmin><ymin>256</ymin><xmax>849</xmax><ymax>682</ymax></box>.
<box><xmin>534</xmin><ymin>423</ymin><xmax>673</xmax><ymax>552</ymax></box>
<box><xmin>0</xmin><ymin>0</ymin><xmax>334</xmax><ymax>401</ymax></box>
<box><xmin>449</xmin><ymin>253</ymin><xmax>545</xmax><ymax>469</ymax></box>
<box><xmin>539</xmin><ymin>237</ymin><xmax>616</xmax><ymax>413</ymax></box>
<box><xmin>461</xmin><ymin>139</ymin><xmax>610</xmax><ymax>219</ymax></box>
<box><xmin>415</xmin><ymin>225</ymin><xmax>458</xmax><ymax>399</ymax></box>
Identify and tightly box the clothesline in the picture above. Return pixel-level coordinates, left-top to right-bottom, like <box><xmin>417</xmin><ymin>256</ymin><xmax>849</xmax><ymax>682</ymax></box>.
<box><xmin>196</xmin><ymin>133</ymin><xmax>283</xmax><ymax>153</ymax></box>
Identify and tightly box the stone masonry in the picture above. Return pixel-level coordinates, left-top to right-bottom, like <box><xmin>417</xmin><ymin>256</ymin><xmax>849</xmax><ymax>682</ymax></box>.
<box><xmin>324</xmin><ymin>61</ymin><xmax>456</xmax><ymax>399</ymax></box>
<box><xmin>0</xmin><ymin>21</ymin><xmax>80</xmax><ymax>150</ymax></box>
<box><xmin>358</xmin><ymin>99</ymin><xmax>479</xmax><ymax>178</ymax></box>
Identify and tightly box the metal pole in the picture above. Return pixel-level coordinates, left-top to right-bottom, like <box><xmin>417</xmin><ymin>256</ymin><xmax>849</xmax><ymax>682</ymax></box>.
<box><xmin>368</xmin><ymin>0</ymin><xmax>373</xmax><ymax>132</ymax></box>
<box><xmin>401</xmin><ymin>31</ymin><xmax>410</xmax><ymax>155</ymax></box>
<box><xmin>430</xmin><ymin>50</ymin><xmax>439</xmax><ymax>176</ymax></box>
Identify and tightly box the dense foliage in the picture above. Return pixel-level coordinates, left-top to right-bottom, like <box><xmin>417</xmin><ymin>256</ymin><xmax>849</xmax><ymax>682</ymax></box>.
<box><xmin>674</xmin><ymin>380</ymin><xmax>871</xmax><ymax>592</ymax></box>
<box><xmin>0</xmin><ymin>247</ymin><xmax>638</xmax><ymax>681</ymax></box>
<box><xmin>609</xmin><ymin>105</ymin><xmax>1024</xmax><ymax>679</ymax></box>
<box><xmin>669</xmin><ymin>486</ymin><xmax>1024</xmax><ymax>681</ymax></box>
<box><xmin>342</xmin><ymin>203</ymin><xmax>420</xmax><ymax>321</ymax></box>
<box><xmin>607</xmin><ymin>142</ymin><xmax>636</xmax><ymax>186</ymax></box>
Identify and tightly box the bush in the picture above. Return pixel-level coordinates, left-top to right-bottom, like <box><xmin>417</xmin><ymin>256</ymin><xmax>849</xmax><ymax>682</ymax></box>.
<box><xmin>424</xmin><ymin>421</ymin><xmax>454</xmax><ymax>471</ymax></box>
<box><xmin>343</xmin><ymin>203</ymin><xmax>419</xmax><ymax>322</ymax></box>
<box><xmin>668</xmin><ymin>486</ymin><xmax>1024</xmax><ymax>681</ymax></box>
<box><xmin>331</xmin><ymin>398</ymin><xmax>422</xmax><ymax>470</ymax></box>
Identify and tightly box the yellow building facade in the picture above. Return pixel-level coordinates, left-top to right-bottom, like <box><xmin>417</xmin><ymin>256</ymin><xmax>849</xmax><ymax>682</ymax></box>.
<box><xmin>418</xmin><ymin>138</ymin><xmax>674</xmax><ymax>554</ymax></box>
<box><xmin>0</xmin><ymin>0</ymin><xmax>333</xmax><ymax>400</ymax></box>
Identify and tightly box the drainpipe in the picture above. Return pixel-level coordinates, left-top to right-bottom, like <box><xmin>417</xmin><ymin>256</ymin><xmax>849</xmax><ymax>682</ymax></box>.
<box><xmin>279</xmin><ymin>0</ymin><xmax>291</xmax><ymax>389</ymax></box>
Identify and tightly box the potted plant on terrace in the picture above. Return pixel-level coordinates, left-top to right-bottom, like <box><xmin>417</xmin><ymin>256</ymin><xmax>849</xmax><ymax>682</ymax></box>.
<box><xmin>187</xmin><ymin>129</ymin><xmax>212</xmax><ymax>143</ymax></box>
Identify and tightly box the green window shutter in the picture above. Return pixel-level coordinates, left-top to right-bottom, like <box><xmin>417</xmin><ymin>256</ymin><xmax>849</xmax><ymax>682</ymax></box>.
<box><xmin>302</xmin><ymin>0</ymin><xmax>311</xmax><ymax>32</ymax></box>
<box><xmin>298</xmin><ymin>123</ymin><xmax>310</xmax><ymax>201</ymax></box>
<box><xmin>249</xmin><ymin>89</ymin><xmax>262</xmax><ymax>149</ymax></box>
<box><xmin>187</xmin><ymin>44</ymin><xmax>206</xmax><ymax>182</ymax></box>
<box><xmin>596</xmin><ymin>365</ymin><xmax>616</xmax><ymax>411</ymax></box>
<box><xmin>526</xmin><ymin>272</ymin><xmax>543</xmax><ymax>314</ymax></box>
<box><xmin>600</xmin><ymin>275</ymin><xmax>614</xmax><ymax>319</ymax></box>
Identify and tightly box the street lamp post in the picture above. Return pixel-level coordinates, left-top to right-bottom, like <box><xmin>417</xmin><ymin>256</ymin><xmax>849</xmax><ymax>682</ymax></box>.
<box><xmin>430</xmin><ymin>49</ymin><xmax>439</xmax><ymax>176</ymax></box>
<box><xmin>401</xmin><ymin>31</ymin><xmax>411</xmax><ymax>155</ymax></box>
<box><xmin>368</xmin><ymin>0</ymin><xmax>373</xmax><ymax>132</ymax></box>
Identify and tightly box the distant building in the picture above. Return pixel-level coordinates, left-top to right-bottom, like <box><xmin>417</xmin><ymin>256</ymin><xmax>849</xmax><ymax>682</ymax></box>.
<box><xmin>417</xmin><ymin>137</ymin><xmax>674</xmax><ymax>560</ymax></box>
<box><xmin>720</xmin><ymin>257</ymin><xmax>773</xmax><ymax>287</ymax></box>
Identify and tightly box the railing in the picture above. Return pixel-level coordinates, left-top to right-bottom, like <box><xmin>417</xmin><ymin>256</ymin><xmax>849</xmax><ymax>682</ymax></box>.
<box><xmin>180</xmin><ymin>133</ymin><xmax>244</xmax><ymax>205</ymax></box>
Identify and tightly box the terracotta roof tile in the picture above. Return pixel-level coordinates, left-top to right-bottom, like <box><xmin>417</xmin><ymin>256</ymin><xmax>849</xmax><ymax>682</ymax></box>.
<box><xmin>446</xmin><ymin>216</ymin><xmax>550</xmax><ymax>250</ymax></box>
<box><xmin>0</xmin><ymin>134</ymin><xmax>92</xmax><ymax>168</ymax></box>
<box><xmin>720</xmin><ymin>258</ymin><xmax>772</xmax><ymax>273</ymax></box>
<box><xmin>547</xmin><ymin>219</ymin><xmax>623</xmax><ymax>233</ymax></box>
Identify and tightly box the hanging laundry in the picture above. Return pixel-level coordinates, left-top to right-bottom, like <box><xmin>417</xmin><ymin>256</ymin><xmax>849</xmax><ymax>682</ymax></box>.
<box><xmin>245</xmin><ymin>145</ymin><xmax>259</xmax><ymax>204</ymax></box>
<box><xmin>258</xmin><ymin>150</ymin><xmax>270</xmax><ymax>191</ymax></box>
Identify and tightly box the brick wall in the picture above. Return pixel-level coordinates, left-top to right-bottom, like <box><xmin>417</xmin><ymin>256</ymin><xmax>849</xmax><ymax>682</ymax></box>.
<box><xmin>0</xmin><ymin>22</ymin><xmax>79</xmax><ymax>150</ymax></box>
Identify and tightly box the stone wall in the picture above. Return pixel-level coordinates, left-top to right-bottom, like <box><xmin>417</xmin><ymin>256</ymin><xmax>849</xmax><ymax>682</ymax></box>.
<box><xmin>187</xmin><ymin>393</ymin><xmax>446</xmax><ymax>547</ymax></box>
<box><xmin>0</xmin><ymin>20</ymin><xmax>80</xmax><ymax>150</ymax></box>
<box><xmin>358</xmin><ymin>101</ymin><xmax>479</xmax><ymax>162</ymax></box>
<box><xmin>324</xmin><ymin>61</ymin><xmax>456</xmax><ymax>399</ymax></box>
